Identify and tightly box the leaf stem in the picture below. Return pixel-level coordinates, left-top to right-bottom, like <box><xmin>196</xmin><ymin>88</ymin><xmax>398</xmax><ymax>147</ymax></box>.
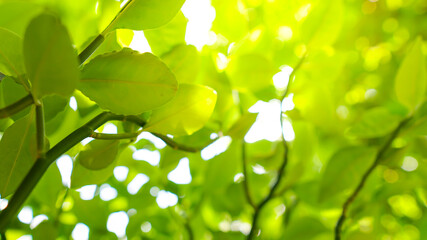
<box><xmin>91</xmin><ymin>130</ymin><xmax>143</xmax><ymax>139</ymax></box>
<box><xmin>0</xmin><ymin>112</ymin><xmax>145</xmax><ymax>232</ymax></box>
<box><xmin>152</xmin><ymin>133</ymin><xmax>214</xmax><ymax>153</ymax></box>
<box><xmin>334</xmin><ymin>117</ymin><xmax>411</xmax><ymax>240</ymax></box>
<box><xmin>35</xmin><ymin>104</ymin><xmax>46</xmax><ymax>158</ymax></box>
<box><xmin>247</xmin><ymin>55</ymin><xmax>306</xmax><ymax>239</ymax></box>
<box><xmin>0</xmin><ymin>94</ymin><xmax>34</xmax><ymax>119</ymax></box>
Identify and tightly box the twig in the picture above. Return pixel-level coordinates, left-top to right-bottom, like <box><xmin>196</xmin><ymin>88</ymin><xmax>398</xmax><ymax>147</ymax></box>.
<box><xmin>241</xmin><ymin>140</ymin><xmax>257</xmax><ymax>209</ymax></box>
<box><xmin>334</xmin><ymin>117</ymin><xmax>411</xmax><ymax>240</ymax></box>
<box><xmin>0</xmin><ymin>94</ymin><xmax>34</xmax><ymax>119</ymax></box>
<box><xmin>54</xmin><ymin>188</ymin><xmax>69</xmax><ymax>227</ymax></box>
<box><xmin>91</xmin><ymin>130</ymin><xmax>142</xmax><ymax>140</ymax></box>
<box><xmin>152</xmin><ymin>133</ymin><xmax>215</xmax><ymax>153</ymax></box>
<box><xmin>247</xmin><ymin>55</ymin><xmax>306</xmax><ymax>239</ymax></box>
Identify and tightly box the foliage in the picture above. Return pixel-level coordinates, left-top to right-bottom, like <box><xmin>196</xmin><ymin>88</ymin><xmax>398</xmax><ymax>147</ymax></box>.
<box><xmin>0</xmin><ymin>0</ymin><xmax>426</xmax><ymax>239</ymax></box>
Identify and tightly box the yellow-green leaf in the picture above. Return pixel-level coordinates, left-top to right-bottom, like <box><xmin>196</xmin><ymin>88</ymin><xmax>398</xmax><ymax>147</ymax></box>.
<box><xmin>319</xmin><ymin>146</ymin><xmax>376</xmax><ymax>202</ymax></box>
<box><xmin>226</xmin><ymin>54</ymin><xmax>276</xmax><ymax>92</ymax></box>
<box><xmin>0</xmin><ymin>112</ymin><xmax>36</xmax><ymax>197</ymax></box>
<box><xmin>111</xmin><ymin>0</ymin><xmax>185</xmax><ymax>31</ymax></box>
<box><xmin>144</xmin><ymin>11</ymin><xmax>188</xmax><ymax>56</ymax></box>
<box><xmin>301</xmin><ymin>0</ymin><xmax>343</xmax><ymax>49</ymax></box>
<box><xmin>347</xmin><ymin>107</ymin><xmax>401</xmax><ymax>138</ymax></box>
<box><xmin>395</xmin><ymin>37</ymin><xmax>426</xmax><ymax>112</ymax></box>
<box><xmin>0</xmin><ymin>27</ymin><xmax>24</xmax><ymax>78</ymax></box>
<box><xmin>162</xmin><ymin>44</ymin><xmax>200</xmax><ymax>84</ymax></box>
<box><xmin>23</xmin><ymin>13</ymin><xmax>79</xmax><ymax>99</ymax></box>
<box><xmin>144</xmin><ymin>84</ymin><xmax>217</xmax><ymax>136</ymax></box>
<box><xmin>226</xmin><ymin>113</ymin><xmax>258</xmax><ymax>139</ymax></box>
<box><xmin>79</xmin><ymin>49</ymin><xmax>178</xmax><ymax>115</ymax></box>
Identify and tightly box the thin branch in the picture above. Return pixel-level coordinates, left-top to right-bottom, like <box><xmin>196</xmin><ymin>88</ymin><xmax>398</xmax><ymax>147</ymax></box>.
<box><xmin>91</xmin><ymin>130</ymin><xmax>142</xmax><ymax>139</ymax></box>
<box><xmin>334</xmin><ymin>117</ymin><xmax>412</xmax><ymax>240</ymax></box>
<box><xmin>78</xmin><ymin>0</ymin><xmax>135</xmax><ymax>64</ymax></box>
<box><xmin>152</xmin><ymin>133</ymin><xmax>215</xmax><ymax>153</ymax></box>
<box><xmin>241</xmin><ymin>140</ymin><xmax>257</xmax><ymax>209</ymax></box>
<box><xmin>54</xmin><ymin>188</ymin><xmax>69</xmax><ymax>227</ymax></box>
<box><xmin>184</xmin><ymin>221</ymin><xmax>194</xmax><ymax>240</ymax></box>
<box><xmin>247</xmin><ymin>55</ymin><xmax>306</xmax><ymax>240</ymax></box>
<box><xmin>0</xmin><ymin>94</ymin><xmax>34</xmax><ymax>119</ymax></box>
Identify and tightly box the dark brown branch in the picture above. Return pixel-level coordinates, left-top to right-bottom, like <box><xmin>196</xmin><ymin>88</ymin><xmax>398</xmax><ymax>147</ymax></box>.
<box><xmin>334</xmin><ymin>117</ymin><xmax>411</xmax><ymax>239</ymax></box>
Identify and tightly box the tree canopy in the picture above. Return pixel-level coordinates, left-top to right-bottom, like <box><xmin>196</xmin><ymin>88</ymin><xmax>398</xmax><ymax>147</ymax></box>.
<box><xmin>0</xmin><ymin>0</ymin><xmax>426</xmax><ymax>239</ymax></box>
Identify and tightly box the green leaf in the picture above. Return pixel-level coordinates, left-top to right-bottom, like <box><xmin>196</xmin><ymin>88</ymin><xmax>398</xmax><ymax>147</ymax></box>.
<box><xmin>282</xmin><ymin>217</ymin><xmax>329</xmax><ymax>239</ymax></box>
<box><xmin>225</xmin><ymin>112</ymin><xmax>258</xmax><ymax>139</ymax></box>
<box><xmin>211</xmin><ymin>0</ymin><xmax>248</xmax><ymax>41</ymax></box>
<box><xmin>31</xmin><ymin>164</ymin><xmax>63</xmax><ymax>208</ymax></box>
<box><xmin>32</xmin><ymin>221</ymin><xmax>57</xmax><ymax>240</ymax></box>
<box><xmin>42</xmin><ymin>95</ymin><xmax>68</xmax><ymax>122</ymax></box>
<box><xmin>111</xmin><ymin>0</ymin><xmax>185</xmax><ymax>31</ymax></box>
<box><xmin>162</xmin><ymin>44</ymin><xmax>200</xmax><ymax>84</ymax></box>
<box><xmin>144</xmin><ymin>11</ymin><xmax>188</xmax><ymax>56</ymax></box>
<box><xmin>78</xmin><ymin>140</ymin><xmax>119</xmax><ymax>170</ymax></box>
<box><xmin>79</xmin><ymin>49</ymin><xmax>178</xmax><ymax>115</ymax></box>
<box><xmin>394</xmin><ymin>37</ymin><xmax>426</xmax><ymax>112</ymax></box>
<box><xmin>347</xmin><ymin>107</ymin><xmax>401</xmax><ymax>138</ymax></box>
<box><xmin>70</xmin><ymin>156</ymin><xmax>117</xmax><ymax>188</ymax></box>
<box><xmin>144</xmin><ymin>84</ymin><xmax>217</xmax><ymax>136</ymax></box>
<box><xmin>0</xmin><ymin>2</ymin><xmax>42</xmax><ymax>37</ymax></box>
<box><xmin>226</xmin><ymin>54</ymin><xmax>276</xmax><ymax>92</ymax></box>
<box><xmin>318</xmin><ymin>146</ymin><xmax>376</xmax><ymax>202</ymax></box>
<box><xmin>301</xmin><ymin>0</ymin><xmax>343</xmax><ymax>49</ymax></box>
<box><xmin>0</xmin><ymin>27</ymin><xmax>25</xmax><ymax>78</ymax></box>
<box><xmin>23</xmin><ymin>13</ymin><xmax>79</xmax><ymax>99</ymax></box>
<box><xmin>204</xmin><ymin>141</ymin><xmax>239</xmax><ymax>191</ymax></box>
<box><xmin>0</xmin><ymin>112</ymin><xmax>36</xmax><ymax>197</ymax></box>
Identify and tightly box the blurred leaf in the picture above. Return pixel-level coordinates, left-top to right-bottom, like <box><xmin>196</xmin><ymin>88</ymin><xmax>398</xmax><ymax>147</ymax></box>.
<box><xmin>144</xmin><ymin>11</ymin><xmax>188</xmax><ymax>56</ymax></box>
<box><xmin>162</xmin><ymin>44</ymin><xmax>200</xmax><ymax>84</ymax></box>
<box><xmin>78</xmin><ymin>140</ymin><xmax>119</xmax><ymax>170</ymax></box>
<box><xmin>394</xmin><ymin>37</ymin><xmax>426</xmax><ymax>112</ymax></box>
<box><xmin>0</xmin><ymin>27</ymin><xmax>25</xmax><ymax>78</ymax></box>
<box><xmin>204</xmin><ymin>141</ymin><xmax>239</xmax><ymax>191</ymax></box>
<box><xmin>301</xmin><ymin>0</ymin><xmax>343</xmax><ymax>49</ymax></box>
<box><xmin>79</xmin><ymin>49</ymin><xmax>178</xmax><ymax>115</ymax></box>
<box><xmin>225</xmin><ymin>112</ymin><xmax>258</xmax><ymax>139</ymax></box>
<box><xmin>319</xmin><ymin>146</ymin><xmax>376</xmax><ymax>202</ymax></box>
<box><xmin>144</xmin><ymin>84</ymin><xmax>217</xmax><ymax>136</ymax></box>
<box><xmin>0</xmin><ymin>1</ymin><xmax>42</xmax><ymax>37</ymax></box>
<box><xmin>24</xmin><ymin>13</ymin><xmax>79</xmax><ymax>99</ymax></box>
<box><xmin>31</xmin><ymin>164</ymin><xmax>63</xmax><ymax>209</ymax></box>
<box><xmin>283</xmin><ymin>217</ymin><xmax>329</xmax><ymax>239</ymax></box>
<box><xmin>212</xmin><ymin>0</ymin><xmax>248</xmax><ymax>41</ymax></box>
<box><xmin>0</xmin><ymin>112</ymin><xmax>36</xmax><ymax>197</ymax></box>
<box><xmin>71</xmin><ymin>149</ymin><xmax>118</xmax><ymax>188</ymax></box>
<box><xmin>111</xmin><ymin>0</ymin><xmax>185</xmax><ymax>30</ymax></box>
<box><xmin>71</xmin><ymin>191</ymin><xmax>110</xmax><ymax>230</ymax></box>
<box><xmin>226</xmin><ymin>54</ymin><xmax>276</xmax><ymax>92</ymax></box>
<box><xmin>347</xmin><ymin>107</ymin><xmax>401</xmax><ymax>138</ymax></box>
<box><xmin>32</xmin><ymin>221</ymin><xmax>57</xmax><ymax>240</ymax></box>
